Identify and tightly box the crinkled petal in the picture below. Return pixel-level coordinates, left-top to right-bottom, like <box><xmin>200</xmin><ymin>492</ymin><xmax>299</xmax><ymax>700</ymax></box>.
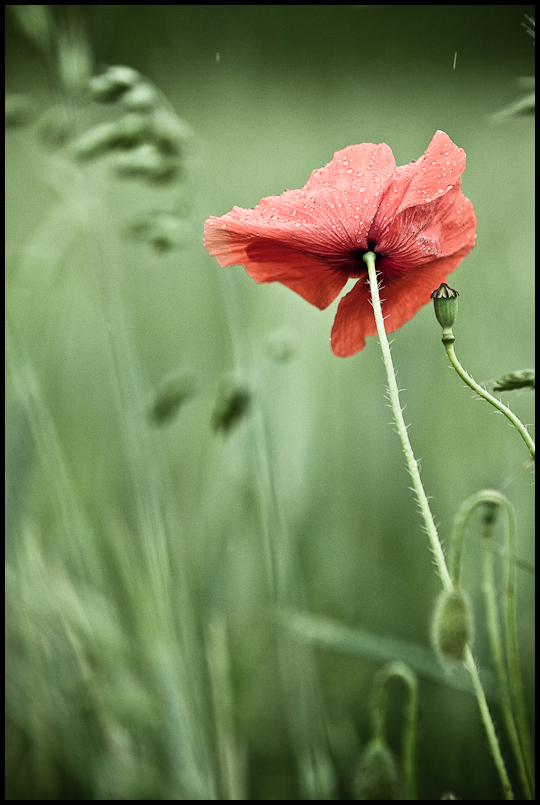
<box><xmin>242</xmin><ymin>239</ymin><xmax>348</xmax><ymax>309</ymax></box>
<box><xmin>203</xmin><ymin>142</ymin><xmax>398</xmax><ymax>273</ymax></box>
<box><xmin>375</xmin><ymin>183</ymin><xmax>477</xmax><ymax>275</ymax></box>
<box><xmin>204</xmin><ymin>219</ymin><xmax>348</xmax><ymax>308</ymax></box>
<box><xmin>398</xmin><ymin>130</ymin><xmax>466</xmax><ymax>211</ymax></box>
<box><xmin>368</xmin><ymin>131</ymin><xmax>470</xmax><ymax>250</ymax></box>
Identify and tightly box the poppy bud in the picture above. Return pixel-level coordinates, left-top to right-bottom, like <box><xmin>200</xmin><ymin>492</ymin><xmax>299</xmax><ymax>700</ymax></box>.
<box><xmin>353</xmin><ymin>738</ymin><xmax>399</xmax><ymax>800</ymax></box>
<box><xmin>431</xmin><ymin>283</ymin><xmax>459</xmax><ymax>329</ymax></box>
<box><xmin>431</xmin><ymin>588</ymin><xmax>472</xmax><ymax>667</ymax></box>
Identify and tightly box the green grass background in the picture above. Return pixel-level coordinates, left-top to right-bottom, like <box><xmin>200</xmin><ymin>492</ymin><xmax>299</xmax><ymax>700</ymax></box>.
<box><xmin>6</xmin><ymin>6</ymin><xmax>534</xmax><ymax>800</ymax></box>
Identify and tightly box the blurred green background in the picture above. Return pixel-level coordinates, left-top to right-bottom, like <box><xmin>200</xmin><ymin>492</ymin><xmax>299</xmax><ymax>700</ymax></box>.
<box><xmin>6</xmin><ymin>5</ymin><xmax>535</xmax><ymax>800</ymax></box>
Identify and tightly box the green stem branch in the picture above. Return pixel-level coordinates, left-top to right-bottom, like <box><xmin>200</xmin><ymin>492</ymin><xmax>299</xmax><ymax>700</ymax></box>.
<box><xmin>442</xmin><ymin>336</ymin><xmax>534</xmax><ymax>460</ymax></box>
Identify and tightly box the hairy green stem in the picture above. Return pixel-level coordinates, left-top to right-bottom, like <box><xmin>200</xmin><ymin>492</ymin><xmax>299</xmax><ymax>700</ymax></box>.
<box><xmin>451</xmin><ymin>490</ymin><xmax>534</xmax><ymax>799</ymax></box>
<box><xmin>364</xmin><ymin>252</ymin><xmax>514</xmax><ymax>800</ymax></box>
<box><xmin>442</xmin><ymin>336</ymin><xmax>535</xmax><ymax>460</ymax></box>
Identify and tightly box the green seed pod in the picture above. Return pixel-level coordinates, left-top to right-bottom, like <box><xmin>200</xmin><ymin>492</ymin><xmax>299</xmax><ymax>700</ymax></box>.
<box><xmin>431</xmin><ymin>283</ymin><xmax>459</xmax><ymax>329</ymax></box>
<box><xmin>431</xmin><ymin>588</ymin><xmax>472</xmax><ymax>666</ymax></box>
<box><xmin>353</xmin><ymin>738</ymin><xmax>399</xmax><ymax>800</ymax></box>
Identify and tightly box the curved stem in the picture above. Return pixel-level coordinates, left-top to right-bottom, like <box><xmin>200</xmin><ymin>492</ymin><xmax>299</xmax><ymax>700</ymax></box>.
<box><xmin>371</xmin><ymin>662</ymin><xmax>419</xmax><ymax>801</ymax></box>
<box><xmin>363</xmin><ymin>253</ymin><xmax>514</xmax><ymax>800</ymax></box>
<box><xmin>478</xmin><ymin>495</ymin><xmax>533</xmax><ymax>800</ymax></box>
<box><xmin>443</xmin><ymin>338</ymin><xmax>535</xmax><ymax>460</ymax></box>
<box><xmin>449</xmin><ymin>490</ymin><xmax>534</xmax><ymax>797</ymax></box>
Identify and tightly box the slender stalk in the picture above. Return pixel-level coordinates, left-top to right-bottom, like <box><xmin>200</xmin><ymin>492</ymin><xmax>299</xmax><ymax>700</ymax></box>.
<box><xmin>363</xmin><ymin>252</ymin><xmax>514</xmax><ymax>800</ymax></box>
<box><xmin>363</xmin><ymin>255</ymin><xmax>452</xmax><ymax>592</ymax></box>
<box><xmin>371</xmin><ymin>662</ymin><xmax>419</xmax><ymax>801</ymax></box>
<box><xmin>481</xmin><ymin>516</ymin><xmax>534</xmax><ymax>801</ymax></box>
<box><xmin>443</xmin><ymin>338</ymin><xmax>535</xmax><ymax>460</ymax></box>
<box><xmin>449</xmin><ymin>491</ymin><xmax>534</xmax><ymax>799</ymax></box>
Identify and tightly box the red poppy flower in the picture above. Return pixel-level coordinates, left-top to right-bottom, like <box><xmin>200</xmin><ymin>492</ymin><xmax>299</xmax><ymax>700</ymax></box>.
<box><xmin>204</xmin><ymin>130</ymin><xmax>476</xmax><ymax>357</ymax></box>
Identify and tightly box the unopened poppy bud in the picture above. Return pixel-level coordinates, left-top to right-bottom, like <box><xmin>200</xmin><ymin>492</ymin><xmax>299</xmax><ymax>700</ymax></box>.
<box><xmin>431</xmin><ymin>588</ymin><xmax>472</xmax><ymax>667</ymax></box>
<box><xmin>431</xmin><ymin>283</ymin><xmax>459</xmax><ymax>329</ymax></box>
<box><xmin>353</xmin><ymin>738</ymin><xmax>399</xmax><ymax>800</ymax></box>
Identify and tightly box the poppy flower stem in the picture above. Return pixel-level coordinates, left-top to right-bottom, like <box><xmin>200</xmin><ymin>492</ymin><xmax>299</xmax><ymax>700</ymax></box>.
<box><xmin>363</xmin><ymin>253</ymin><xmax>451</xmax><ymax>591</ymax></box>
<box><xmin>363</xmin><ymin>251</ymin><xmax>515</xmax><ymax>801</ymax></box>
<box><xmin>441</xmin><ymin>337</ymin><xmax>535</xmax><ymax>460</ymax></box>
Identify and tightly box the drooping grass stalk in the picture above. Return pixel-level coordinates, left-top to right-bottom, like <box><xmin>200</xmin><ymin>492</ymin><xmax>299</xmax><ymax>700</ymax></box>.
<box><xmin>216</xmin><ymin>268</ymin><xmax>335</xmax><ymax>799</ymax></box>
<box><xmin>363</xmin><ymin>252</ymin><xmax>514</xmax><ymax>800</ymax></box>
<box><xmin>450</xmin><ymin>490</ymin><xmax>534</xmax><ymax>799</ymax></box>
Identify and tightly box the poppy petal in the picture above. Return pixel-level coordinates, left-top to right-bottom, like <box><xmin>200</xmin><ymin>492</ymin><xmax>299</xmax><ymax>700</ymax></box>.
<box><xmin>330</xmin><ymin>279</ymin><xmax>373</xmax><ymax>357</ymax></box>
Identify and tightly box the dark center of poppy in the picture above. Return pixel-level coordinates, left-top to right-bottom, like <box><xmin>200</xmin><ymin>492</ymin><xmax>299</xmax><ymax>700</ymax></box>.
<box><xmin>347</xmin><ymin>240</ymin><xmax>379</xmax><ymax>278</ymax></box>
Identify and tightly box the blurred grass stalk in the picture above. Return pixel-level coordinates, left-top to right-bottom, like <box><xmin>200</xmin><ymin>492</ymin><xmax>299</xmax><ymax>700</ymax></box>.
<box><xmin>6</xmin><ymin>155</ymin><xmax>219</xmax><ymax>799</ymax></box>
<box><xmin>215</xmin><ymin>267</ymin><xmax>337</xmax><ymax>799</ymax></box>
<box><xmin>6</xmin><ymin>7</ymin><xmax>218</xmax><ymax>796</ymax></box>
